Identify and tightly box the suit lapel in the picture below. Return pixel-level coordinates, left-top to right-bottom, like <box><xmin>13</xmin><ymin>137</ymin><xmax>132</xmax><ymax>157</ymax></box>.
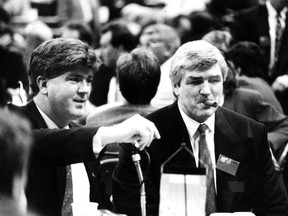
<box><xmin>214</xmin><ymin>108</ymin><xmax>240</xmax><ymax>159</ymax></box>
<box><xmin>171</xmin><ymin>102</ymin><xmax>192</xmax><ymax>145</ymax></box>
<box><xmin>214</xmin><ymin>107</ymin><xmax>241</xmax><ymax>211</ymax></box>
<box><xmin>25</xmin><ymin>100</ymin><xmax>48</xmax><ymax>128</ymax></box>
<box><xmin>168</xmin><ymin>102</ymin><xmax>196</xmax><ymax>167</ymax></box>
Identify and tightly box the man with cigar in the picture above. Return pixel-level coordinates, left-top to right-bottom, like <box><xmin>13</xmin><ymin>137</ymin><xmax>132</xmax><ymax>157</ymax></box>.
<box><xmin>113</xmin><ymin>40</ymin><xmax>288</xmax><ymax>216</ymax></box>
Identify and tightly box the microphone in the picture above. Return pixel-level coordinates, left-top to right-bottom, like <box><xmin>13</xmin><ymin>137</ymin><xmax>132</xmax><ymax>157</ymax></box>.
<box><xmin>204</xmin><ymin>100</ymin><xmax>218</xmax><ymax>107</ymax></box>
<box><xmin>132</xmin><ymin>141</ymin><xmax>146</xmax><ymax>216</ymax></box>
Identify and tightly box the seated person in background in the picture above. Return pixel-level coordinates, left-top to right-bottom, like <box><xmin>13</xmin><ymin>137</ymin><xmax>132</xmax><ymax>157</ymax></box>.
<box><xmin>86</xmin><ymin>47</ymin><xmax>161</xmax><ymax>128</ymax></box>
<box><xmin>138</xmin><ymin>23</ymin><xmax>181</xmax><ymax>108</ymax></box>
<box><xmin>226</xmin><ymin>41</ymin><xmax>284</xmax><ymax>113</ymax></box>
<box><xmin>222</xmin><ymin>61</ymin><xmax>288</xmax><ymax>161</ymax></box>
<box><xmin>90</xmin><ymin>20</ymin><xmax>137</xmax><ymax>106</ymax></box>
<box><xmin>0</xmin><ymin>108</ymin><xmax>33</xmax><ymax>216</ymax></box>
<box><xmin>113</xmin><ymin>40</ymin><xmax>288</xmax><ymax>216</ymax></box>
<box><xmin>11</xmin><ymin>38</ymin><xmax>160</xmax><ymax>216</ymax></box>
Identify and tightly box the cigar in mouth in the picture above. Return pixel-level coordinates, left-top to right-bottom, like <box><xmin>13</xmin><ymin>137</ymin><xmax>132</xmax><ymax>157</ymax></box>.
<box><xmin>204</xmin><ymin>100</ymin><xmax>218</xmax><ymax>107</ymax></box>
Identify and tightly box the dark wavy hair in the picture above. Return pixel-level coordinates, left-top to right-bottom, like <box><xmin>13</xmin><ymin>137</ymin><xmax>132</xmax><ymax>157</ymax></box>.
<box><xmin>226</xmin><ymin>41</ymin><xmax>268</xmax><ymax>81</ymax></box>
<box><xmin>116</xmin><ymin>47</ymin><xmax>160</xmax><ymax>104</ymax></box>
<box><xmin>28</xmin><ymin>38</ymin><xmax>102</xmax><ymax>96</ymax></box>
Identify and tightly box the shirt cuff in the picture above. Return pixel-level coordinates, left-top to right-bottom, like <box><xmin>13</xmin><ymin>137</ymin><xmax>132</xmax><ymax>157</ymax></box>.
<box><xmin>92</xmin><ymin>127</ymin><xmax>104</xmax><ymax>154</ymax></box>
<box><xmin>276</xmin><ymin>75</ymin><xmax>288</xmax><ymax>88</ymax></box>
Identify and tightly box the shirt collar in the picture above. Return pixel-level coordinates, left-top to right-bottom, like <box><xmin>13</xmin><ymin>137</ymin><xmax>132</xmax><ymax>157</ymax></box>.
<box><xmin>267</xmin><ymin>1</ymin><xmax>288</xmax><ymax>18</ymax></box>
<box><xmin>35</xmin><ymin>104</ymin><xmax>69</xmax><ymax>129</ymax></box>
<box><xmin>177</xmin><ymin>101</ymin><xmax>215</xmax><ymax>136</ymax></box>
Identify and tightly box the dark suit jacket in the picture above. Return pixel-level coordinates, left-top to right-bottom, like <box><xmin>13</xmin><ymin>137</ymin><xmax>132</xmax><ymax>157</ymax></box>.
<box><xmin>113</xmin><ymin>102</ymin><xmax>288</xmax><ymax>216</ymax></box>
<box><xmin>223</xmin><ymin>87</ymin><xmax>288</xmax><ymax>156</ymax></box>
<box><xmin>14</xmin><ymin>101</ymin><xmax>112</xmax><ymax>216</ymax></box>
<box><xmin>237</xmin><ymin>76</ymin><xmax>283</xmax><ymax>113</ymax></box>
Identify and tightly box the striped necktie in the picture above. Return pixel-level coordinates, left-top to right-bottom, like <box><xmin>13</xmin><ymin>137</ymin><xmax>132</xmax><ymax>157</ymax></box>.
<box><xmin>198</xmin><ymin>124</ymin><xmax>217</xmax><ymax>216</ymax></box>
<box><xmin>61</xmin><ymin>165</ymin><xmax>73</xmax><ymax>216</ymax></box>
<box><xmin>275</xmin><ymin>12</ymin><xmax>283</xmax><ymax>65</ymax></box>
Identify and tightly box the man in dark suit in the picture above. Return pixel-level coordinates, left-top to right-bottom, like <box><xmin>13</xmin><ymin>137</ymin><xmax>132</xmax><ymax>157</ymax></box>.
<box><xmin>113</xmin><ymin>40</ymin><xmax>288</xmax><ymax>216</ymax></box>
<box><xmin>230</xmin><ymin>0</ymin><xmax>288</xmax><ymax>115</ymax></box>
<box><xmin>14</xmin><ymin>38</ymin><xmax>160</xmax><ymax>216</ymax></box>
<box><xmin>230</xmin><ymin>0</ymin><xmax>288</xmax><ymax>81</ymax></box>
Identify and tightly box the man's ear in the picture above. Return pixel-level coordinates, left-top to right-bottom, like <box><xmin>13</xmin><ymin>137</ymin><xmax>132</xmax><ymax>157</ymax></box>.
<box><xmin>163</xmin><ymin>45</ymin><xmax>173</xmax><ymax>58</ymax></box>
<box><xmin>173</xmin><ymin>84</ymin><xmax>180</xmax><ymax>97</ymax></box>
<box><xmin>36</xmin><ymin>76</ymin><xmax>48</xmax><ymax>95</ymax></box>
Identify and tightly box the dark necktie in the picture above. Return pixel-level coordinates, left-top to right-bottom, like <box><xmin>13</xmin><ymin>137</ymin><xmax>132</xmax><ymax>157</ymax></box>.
<box><xmin>61</xmin><ymin>165</ymin><xmax>73</xmax><ymax>216</ymax></box>
<box><xmin>198</xmin><ymin>124</ymin><xmax>217</xmax><ymax>216</ymax></box>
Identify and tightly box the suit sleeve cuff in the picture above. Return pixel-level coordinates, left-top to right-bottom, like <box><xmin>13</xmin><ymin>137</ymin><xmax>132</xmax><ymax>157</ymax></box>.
<box><xmin>92</xmin><ymin>127</ymin><xmax>104</xmax><ymax>155</ymax></box>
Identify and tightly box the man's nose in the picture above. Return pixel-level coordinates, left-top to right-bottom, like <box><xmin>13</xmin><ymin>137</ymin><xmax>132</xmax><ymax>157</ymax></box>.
<box><xmin>78</xmin><ymin>81</ymin><xmax>90</xmax><ymax>94</ymax></box>
<box><xmin>200</xmin><ymin>81</ymin><xmax>212</xmax><ymax>95</ymax></box>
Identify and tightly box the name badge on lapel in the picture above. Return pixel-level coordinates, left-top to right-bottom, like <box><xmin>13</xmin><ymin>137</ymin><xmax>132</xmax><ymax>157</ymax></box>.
<box><xmin>216</xmin><ymin>154</ymin><xmax>239</xmax><ymax>176</ymax></box>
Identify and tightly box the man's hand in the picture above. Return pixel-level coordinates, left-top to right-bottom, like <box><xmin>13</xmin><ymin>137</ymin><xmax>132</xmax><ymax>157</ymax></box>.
<box><xmin>0</xmin><ymin>33</ymin><xmax>12</xmax><ymax>49</ymax></box>
<box><xmin>272</xmin><ymin>75</ymin><xmax>288</xmax><ymax>93</ymax></box>
<box><xmin>99</xmin><ymin>114</ymin><xmax>160</xmax><ymax>150</ymax></box>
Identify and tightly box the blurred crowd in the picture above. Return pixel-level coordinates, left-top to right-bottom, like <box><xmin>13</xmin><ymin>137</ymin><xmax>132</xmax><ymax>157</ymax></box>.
<box><xmin>2</xmin><ymin>0</ymin><xmax>287</xmax><ymax>111</ymax></box>
<box><xmin>1</xmin><ymin>0</ymin><xmax>288</xmax><ymax>215</ymax></box>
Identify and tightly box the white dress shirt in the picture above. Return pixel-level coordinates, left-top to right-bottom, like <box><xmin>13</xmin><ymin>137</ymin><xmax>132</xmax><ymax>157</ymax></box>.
<box><xmin>178</xmin><ymin>102</ymin><xmax>217</xmax><ymax>190</ymax></box>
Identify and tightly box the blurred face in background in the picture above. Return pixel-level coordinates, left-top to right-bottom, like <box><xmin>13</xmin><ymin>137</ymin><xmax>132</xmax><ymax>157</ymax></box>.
<box><xmin>61</xmin><ymin>28</ymin><xmax>80</xmax><ymax>40</ymax></box>
<box><xmin>139</xmin><ymin>26</ymin><xmax>171</xmax><ymax>65</ymax></box>
<box><xmin>100</xmin><ymin>31</ymin><xmax>122</xmax><ymax>69</ymax></box>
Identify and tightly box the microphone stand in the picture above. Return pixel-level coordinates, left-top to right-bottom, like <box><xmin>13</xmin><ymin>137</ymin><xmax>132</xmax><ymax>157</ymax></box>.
<box><xmin>278</xmin><ymin>143</ymin><xmax>288</xmax><ymax>171</ymax></box>
<box><xmin>132</xmin><ymin>141</ymin><xmax>146</xmax><ymax>216</ymax></box>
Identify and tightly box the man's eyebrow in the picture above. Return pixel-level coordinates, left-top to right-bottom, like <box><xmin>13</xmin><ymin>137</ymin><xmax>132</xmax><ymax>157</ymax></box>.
<box><xmin>68</xmin><ymin>72</ymin><xmax>93</xmax><ymax>77</ymax></box>
<box><xmin>186</xmin><ymin>76</ymin><xmax>203</xmax><ymax>80</ymax></box>
<box><xmin>209</xmin><ymin>74</ymin><xmax>222</xmax><ymax>79</ymax></box>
